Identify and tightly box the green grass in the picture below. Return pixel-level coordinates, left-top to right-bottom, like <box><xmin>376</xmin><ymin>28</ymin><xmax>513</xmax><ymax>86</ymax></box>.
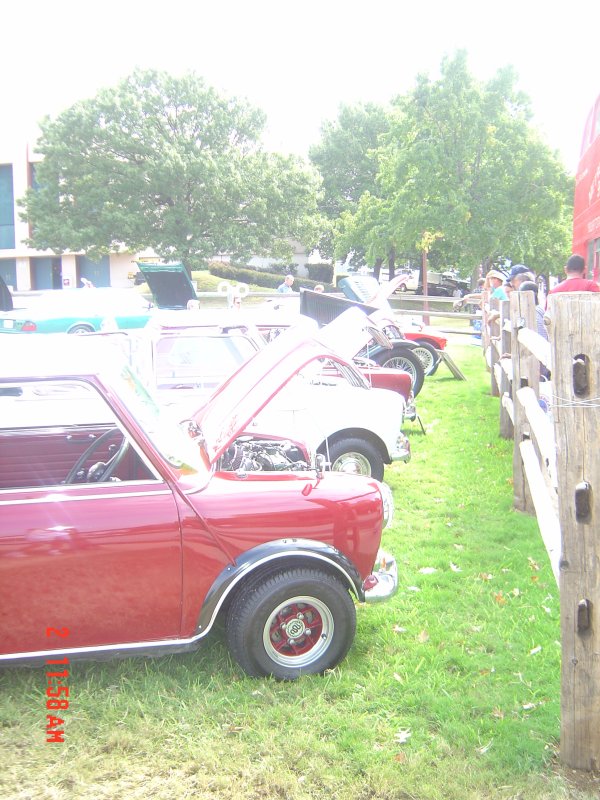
<box><xmin>1</xmin><ymin>339</ymin><xmax>598</xmax><ymax>799</ymax></box>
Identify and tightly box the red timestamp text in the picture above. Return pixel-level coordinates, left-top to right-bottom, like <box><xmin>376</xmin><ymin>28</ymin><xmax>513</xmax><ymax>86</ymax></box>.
<box><xmin>45</xmin><ymin>627</ymin><xmax>70</xmax><ymax>743</ymax></box>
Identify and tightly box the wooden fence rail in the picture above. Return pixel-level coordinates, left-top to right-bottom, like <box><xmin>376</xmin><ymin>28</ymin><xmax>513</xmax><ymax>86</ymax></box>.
<box><xmin>483</xmin><ymin>291</ymin><xmax>600</xmax><ymax>772</ymax></box>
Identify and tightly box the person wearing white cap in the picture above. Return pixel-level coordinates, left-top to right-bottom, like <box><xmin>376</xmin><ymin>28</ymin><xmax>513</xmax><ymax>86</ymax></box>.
<box><xmin>486</xmin><ymin>269</ymin><xmax>508</xmax><ymax>301</ymax></box>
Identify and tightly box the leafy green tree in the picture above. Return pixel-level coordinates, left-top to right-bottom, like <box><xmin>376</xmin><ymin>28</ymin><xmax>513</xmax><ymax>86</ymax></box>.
<box><xmin>309</xmin><ymin>103</ymin><xmax>390</xmax><ymax>261</ymax></box>
<box><xmin>22</xmin><ymin>70</ymin><xmax>322</xmax><ymax>272</ymax></box>
<box><xmin>335</xmin><ymin>52</ymin><xmax>573</xmax><ymax>279</ymax></box>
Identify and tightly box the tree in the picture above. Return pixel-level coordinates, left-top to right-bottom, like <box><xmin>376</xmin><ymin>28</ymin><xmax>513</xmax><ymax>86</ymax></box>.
<box><xmin>334</xmin><ymin>52</ymin><xmax>573</xmax><ymax>278</ymax></box>
<box><xmin>22</xmin><ymin>70</ymin><xmax>322</xmax><ymax>272</ymax></box>
<box><xmin>309</xmin><ymin>103</ymin><xmax>390</xmax><ymax>261</ymax></box>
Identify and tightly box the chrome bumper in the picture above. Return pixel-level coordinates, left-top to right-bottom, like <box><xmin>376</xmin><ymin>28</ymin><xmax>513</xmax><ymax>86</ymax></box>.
<box><xmin>363</xmin><ymin>549</ymin><xmax>398</xmax><ymax>602</ymax></box>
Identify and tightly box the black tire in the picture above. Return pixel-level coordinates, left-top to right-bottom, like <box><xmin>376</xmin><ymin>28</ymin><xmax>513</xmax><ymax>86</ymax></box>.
<box><xmin>67</xmin><ymin>323</ymin><xmax>95</xmax><ymax>334</ymax></box>
<box><xmin>321</xmin><ymin>436</ymin><xmax>385</xmax><ymax>480</ymax></box>
<box><xmin>373</xmin><ymin>347</ymin><xmax>425</xmax><ymax>396</ymax></box>
<box><xmin>226</xmin><ymin>568</ymin><xmax>356</xmax><ymax>679</ymax></box>
<box><xmin>411</xmin><ymin>340</ymin><xmax>441</xmax><ymax>376</ymax></box>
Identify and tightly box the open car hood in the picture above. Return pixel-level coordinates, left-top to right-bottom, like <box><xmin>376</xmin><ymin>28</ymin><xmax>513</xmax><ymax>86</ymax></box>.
<box><xmin>136</xmin><ymin>262</ymin><xmax>198</xmax><ymax>309</ymax></box>
<box><xmin>189</xmin><ymin>318</ymin><xmax>370</xmax><ymax>465</ymax></box>
<box><xmin>312</xmin><ymin>305</ymin><xmax>393</xmax><ymax>359</ymax></box>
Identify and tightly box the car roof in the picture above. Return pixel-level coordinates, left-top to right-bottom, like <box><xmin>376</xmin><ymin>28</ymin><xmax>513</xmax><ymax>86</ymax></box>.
<box><xmin>0</xmin><ymin>335</ymin><xmax>117</xmax><ymax>380</ymax></box>
<box><xmin>4</xmin><ymin>288</ymin><xmax>151</xmax><ymax>315</ymax></box>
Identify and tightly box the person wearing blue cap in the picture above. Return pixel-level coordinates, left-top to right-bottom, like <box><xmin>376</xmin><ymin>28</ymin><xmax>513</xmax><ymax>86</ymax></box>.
<box><xmin>506</xmin><ymin>265</ymin><xmax>534</xmax><ymax>292</ymax></box>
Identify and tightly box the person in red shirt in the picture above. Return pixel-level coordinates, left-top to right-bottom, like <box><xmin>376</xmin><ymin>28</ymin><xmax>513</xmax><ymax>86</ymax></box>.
<box><xmin>548</xmin><ymin>254</ymin><xmax>600</xmax><ymax>295</ymax></box>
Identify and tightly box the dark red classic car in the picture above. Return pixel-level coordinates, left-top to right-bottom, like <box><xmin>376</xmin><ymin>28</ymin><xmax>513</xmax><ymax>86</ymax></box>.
<box><xmin>0</xmin><ymin>333</ymin><xmax>397</xmax><ymax>679</ymax></box>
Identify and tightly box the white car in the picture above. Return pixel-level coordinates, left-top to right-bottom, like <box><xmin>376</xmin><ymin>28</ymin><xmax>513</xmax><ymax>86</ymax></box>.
<box><xmin>120</xmin><ymin>309</ymin><xmax>410</xmax><ymax>480</ymax></box>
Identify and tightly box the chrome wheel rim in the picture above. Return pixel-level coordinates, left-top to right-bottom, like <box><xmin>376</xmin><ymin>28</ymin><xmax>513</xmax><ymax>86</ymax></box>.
<box><xmin>381</xmin><ymin>355</ymin><xmax>418</xmax><ymax>383</ymax></box>
<box><xmin>331</xmin><ymin>450</ymin><xmax>372</xmax><ymax>475</ymax></box>
<box><xmin>411</xmin><ymin>345</ymin><xmax>436</xmax><ymax>374</ymax></box>
<box><xmin>263</xmin><ymin>596</ymin><xmax>334</xmax><ymax>667</ymax></box>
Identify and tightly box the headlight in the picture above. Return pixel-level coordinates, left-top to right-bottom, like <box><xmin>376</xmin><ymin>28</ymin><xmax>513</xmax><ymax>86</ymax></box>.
<box><xmin>376</xmin><ymin>480</ymin><xmax>394</xmax><ymax>528</ymax></box>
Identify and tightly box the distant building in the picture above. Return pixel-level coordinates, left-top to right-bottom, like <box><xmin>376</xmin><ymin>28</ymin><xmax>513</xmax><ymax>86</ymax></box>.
<box><xmin>0</xmin><ymin>141</ymin><xmax>137</xmax><ymax>292</ymax></box>
<box><xmin>0</xmin><ymin>139</ymin><xmax>313</xmax><ymax>292</ymax></box>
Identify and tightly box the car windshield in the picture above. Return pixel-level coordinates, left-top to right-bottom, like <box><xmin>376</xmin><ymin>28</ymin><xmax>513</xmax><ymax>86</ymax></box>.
<box><xmin>154</xmin><ymin>334</ymin><xmax>257</xmax><ymax>389</ymax></box>
<box><xmin>110</xmin><ymin>361</ymin><xmax>208</xmax><ymax>475</ymax></box>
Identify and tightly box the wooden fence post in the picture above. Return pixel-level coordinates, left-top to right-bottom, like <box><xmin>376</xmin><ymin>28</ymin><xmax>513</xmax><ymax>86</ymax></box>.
<box><xmin>488</xmin><ymin>297</ymin><xmax>501</xmax><ymax>397</ymax></box>
<box><xmin>498</xmin><ymin>299</ymin><xmax>513</xmax><ymax>438</ymax></box>
<box><xmin>551</xmin><ymin>293</ymin><xmax>600</xmax><ymax>770</ymax></box>
<box><xmin>510</xmin><ymin>291</ymin><xmax>537</xmax><ymax>514</ymax></box>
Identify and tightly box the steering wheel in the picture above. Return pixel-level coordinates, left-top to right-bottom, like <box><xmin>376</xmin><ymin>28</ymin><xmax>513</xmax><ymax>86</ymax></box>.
<box><xmin>64</xmin><ymin>429</ymin><xmax>130</xmax><ymax>484</ymax></box>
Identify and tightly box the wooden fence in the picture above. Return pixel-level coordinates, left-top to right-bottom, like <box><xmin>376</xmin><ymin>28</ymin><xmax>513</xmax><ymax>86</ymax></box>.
<box><xmin>483</xmin><ymin>291</ymin><xmax>600</xmax><ymax>772</ymax></box>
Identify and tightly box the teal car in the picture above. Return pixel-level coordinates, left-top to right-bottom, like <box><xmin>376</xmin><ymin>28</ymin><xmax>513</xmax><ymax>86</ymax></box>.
<box><xmin>0</xmin><ymin>288</ymin><xmax>154</xmax><ymax>334</ymax></box>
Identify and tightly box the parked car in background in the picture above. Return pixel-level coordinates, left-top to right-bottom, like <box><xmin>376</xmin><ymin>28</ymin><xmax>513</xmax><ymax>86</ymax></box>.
<box><xmin>391</xmin><ymin>269</ymin><xmax>419</xmax><ymax>293</ymax></box>
<box><xmin>416</xmin><ymin>271</ymin><xmax>470</xmax><ymax>298</ymax></box>
<box><xmin>0</xmin><ymin>288</ymin><xmax>153</xmax><ymax>334</ymax></box>
<box><xmin>0</xmin><ymin>263</ymin><xmax>199</xmax><ymax>335</ymax></box>
<box><xmin>317</xmin><ymin>277</ymin><xmax>444</xmax><ymax>384</ymax></box>
<box><xmin>0</xmin><ymin>335</ymin><xmax>398</xmax><ymax>679</ymax></box>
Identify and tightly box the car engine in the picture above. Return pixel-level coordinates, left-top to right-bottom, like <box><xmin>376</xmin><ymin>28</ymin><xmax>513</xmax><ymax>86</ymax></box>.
<box><xmin>221</xmin><ymin>437</ymin><xmax>311</xmax><ymax>472</ymax></box>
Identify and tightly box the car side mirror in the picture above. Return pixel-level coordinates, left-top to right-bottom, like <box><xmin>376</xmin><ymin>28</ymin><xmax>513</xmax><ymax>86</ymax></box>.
<box><xmin>315</xmin><ymin>453</ymin><xmax>327</xmax><ymax>479</ymax></box>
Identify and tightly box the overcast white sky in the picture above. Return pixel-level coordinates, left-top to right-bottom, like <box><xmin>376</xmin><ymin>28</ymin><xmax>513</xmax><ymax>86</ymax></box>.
<box><xmin>3</xmin><ymin>0</ymin><xmax>599</xmax><ymax>173</ymax></box>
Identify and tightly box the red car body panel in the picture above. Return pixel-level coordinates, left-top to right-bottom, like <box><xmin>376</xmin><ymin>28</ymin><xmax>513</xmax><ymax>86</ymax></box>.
<box><xmin>177</xmin><ymin>472</ymin><xmax>384</xmax><ymax>635</ymax></box>
<box><xmin>0</xmin><ymin>336</ymin><xmax>388</xmax><ymax>662</ymax></box>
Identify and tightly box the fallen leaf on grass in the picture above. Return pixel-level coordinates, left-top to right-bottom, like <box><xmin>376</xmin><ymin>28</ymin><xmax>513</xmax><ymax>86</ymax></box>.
<box><xmin>522</xmin><ymin>702</ymin><xmax>536</xmax><ymax>711</ymax></box>
<box><xmin>223</xmin><ymin>725</ymin><xmax>244</xmax><ymax>735</ymax></box>
<box><xmin>450</xmin><ymin>562</ymin><xmax>462</xmax><ymax>572</ymax></box>
<box><xmin>453</xmin><ymin>543</ymin><xmax>464</xmax><ymax>551</ymax></box>
<box><xmin>494</xmin><ymin>592</ymin><xmax>507</xmax><ymax>605</ymax></box>
<box><xmin>393</xmin><ymin>625</ymin><xmax>407</xmax><ymax>634</ymax></box>
<box><xmin>417</xmin><ymin>630</ymin><xmax>430</xmax><ymax>643</ymax></box>
<box><xmin>419</xmin><ymin>567</ymin><xmax>437</xmax><ymax>574</ymax></box>
<box><xmin>529</xmin><ymin>645</ymin><xmax>542</xmax><ymax>655</ymax></box>
<box><xmin>477</xmin><ymin>740</ymin><xmax>494</xmax><ymax>754</ymax></box>
<box><xmin>528</xmin><ymin>557</ymin><xmax>540</xmax><ymax>571</ymax></box>
<box><xmin>530</xmin><ymin>575</ymin><xmax>539</xmax><ymax>583</ymax></box>
<box><xmin>393</xmin><ymin>673</ymin><xmax>404</xmax><ymax>683</ymax></box>
<box><xmin>394</xmin><ymin>729</ymin><xmax>412</xmax><ymax>744</ymax></box>
<box><xmin>394</xmin><ymin>752</ymin><xmax>407</xmax><ymax>763</ymax></box>
<box><xmin>492</xmin><ymin>707</ymin><xmax>504</xmax><ymax>719</ymax></box>
<box><xmin>407</xmin><ymin>586</ymin><xmax>420</xmax><ymax>592</ymax></box>
<box><xmin>479</xmin><ymin>573</ymin><xmax>494</xmax><ymax>581</ymax></box>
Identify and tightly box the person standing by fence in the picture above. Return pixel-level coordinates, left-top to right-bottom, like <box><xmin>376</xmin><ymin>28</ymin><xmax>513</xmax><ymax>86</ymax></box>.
<box><xmin>277</xmin><ymin>275</ymin><xmax>295</xmax><ymax>293</ymax></box>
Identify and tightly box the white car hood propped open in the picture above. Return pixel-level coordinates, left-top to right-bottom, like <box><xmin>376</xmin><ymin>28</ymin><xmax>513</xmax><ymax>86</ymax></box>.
<box><xmin>189</xmin><ymin>317</ymin><xmax>371</xmax><ymax>465</ymax></box>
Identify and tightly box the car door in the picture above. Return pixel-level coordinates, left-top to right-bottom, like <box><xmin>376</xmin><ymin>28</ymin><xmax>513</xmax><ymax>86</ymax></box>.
<box><xmin>0</xmin><ymin>378</ymin><xmax>183</xmax><ymax>657</ymax></box>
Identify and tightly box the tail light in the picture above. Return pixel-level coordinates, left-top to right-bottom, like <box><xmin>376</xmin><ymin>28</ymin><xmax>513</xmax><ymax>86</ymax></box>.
<box><xmin>21</xmin><ymin>321</ymin><xmax>37</xmax><ymax>332</ymax></box>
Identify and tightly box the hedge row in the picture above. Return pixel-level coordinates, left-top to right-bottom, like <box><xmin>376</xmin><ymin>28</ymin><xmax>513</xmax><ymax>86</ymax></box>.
<box><xmin>207</xmin><ymin>262</ymin><xmax>334</xmax><ymax>291</ymax></box>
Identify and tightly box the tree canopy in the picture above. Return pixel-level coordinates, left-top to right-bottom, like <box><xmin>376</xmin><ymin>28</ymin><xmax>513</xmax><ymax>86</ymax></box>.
<box><xmin>22</xmin><ymin>70</ymin><xmax>322</xmax><ymax>271</ymax></box>
<box><xmin>318</xmin><ymin>53</ymin><xmax>573</xmax><ymax>278</ymax></box>
<box><xmin>309</xmin><ymin>103</ymin><xmax>390</xmax><ymax>261</ymax></box>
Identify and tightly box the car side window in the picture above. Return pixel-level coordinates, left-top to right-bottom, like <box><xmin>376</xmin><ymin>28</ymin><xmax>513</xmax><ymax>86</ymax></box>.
<box><xmin>0</xmin><ymin>379</ymin><xmax>159</xmax><ymax>489</ymax></box>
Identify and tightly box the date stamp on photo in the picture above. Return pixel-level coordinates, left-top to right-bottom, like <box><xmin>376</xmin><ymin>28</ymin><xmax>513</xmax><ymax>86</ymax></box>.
<box><xmin>45</xmin><ymin>627</ymin><xmax>70</xmax><ymax>743</ymax></box>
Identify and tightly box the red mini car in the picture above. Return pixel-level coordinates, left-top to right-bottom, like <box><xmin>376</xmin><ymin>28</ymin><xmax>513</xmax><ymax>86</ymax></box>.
<box><xmin>0</xmin><ymin>333</ymin><xmax>397</xmax><ymax>679</ymax></box>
